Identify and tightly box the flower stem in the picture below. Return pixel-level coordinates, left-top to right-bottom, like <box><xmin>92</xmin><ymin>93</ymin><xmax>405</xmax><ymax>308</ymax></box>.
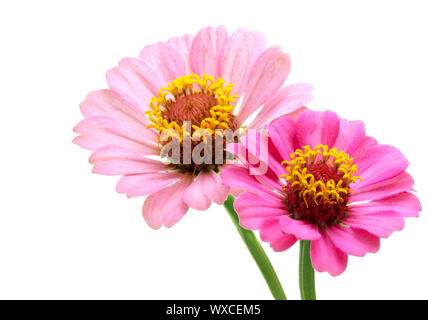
<box><xmin>299</xmin><ymin>240</ymin><xmax>316</xmax><ymax>300</ymax></box>
<box><xmin>223</xmin><ymin>195</ymin><xmax>287</xmax><ymax>300</ymax></box>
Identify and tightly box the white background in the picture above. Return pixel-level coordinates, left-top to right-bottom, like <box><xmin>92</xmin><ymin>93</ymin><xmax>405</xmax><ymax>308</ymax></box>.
<box><xmin>0</xmin><ymin>0</ymin><xmax>427</xmax><ymax>299</ymax></box>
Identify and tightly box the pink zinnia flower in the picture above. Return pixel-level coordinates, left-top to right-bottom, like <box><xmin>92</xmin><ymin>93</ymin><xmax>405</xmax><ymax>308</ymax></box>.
<box><xmin>73</xmin><ymin>26</ymin><xmax>312</xmax><ymax>229</ymax></box>
<box><xmin>221</xmin><ymin>110</ymin><xmax>421</xmax><ymax>276</ymax></box>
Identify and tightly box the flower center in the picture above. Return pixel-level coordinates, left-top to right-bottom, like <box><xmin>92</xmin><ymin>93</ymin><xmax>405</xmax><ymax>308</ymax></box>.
<box><xmin>280</xmin><ymin>145</ymin><xmax>362</xmax><ymax>228</ymax></box>
<box><xmin>165</xmin><ymin>93</ymin><xmax>217</xmax><ymax>127</ymax></box>
<box><xmin>145</xmin><ymin>74</ymin><xmax>239</xmax><ymax>173</ymax></box>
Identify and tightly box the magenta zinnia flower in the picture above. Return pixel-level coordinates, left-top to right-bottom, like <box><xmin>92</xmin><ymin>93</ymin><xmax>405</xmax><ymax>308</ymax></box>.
<box><xmin>73</xmin><ymin>26</ymin><xmax>312</xmax><ymax>229</ymax></box>
<box><xmin>221</xmin><ymin>110</ymin><xmax>421</xmax><ymax>276</ymax></box>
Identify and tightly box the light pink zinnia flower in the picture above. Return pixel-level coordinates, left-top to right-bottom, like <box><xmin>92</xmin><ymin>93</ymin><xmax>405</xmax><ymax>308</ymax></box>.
<box><xmin>73</xmin><ymin>26</ymin><xmax>312</xmax><ymax>229</ymax></box>
<box><xmin>221</xmin><ymin>110</ymin><xmax>421</xmax><ymax>276</ymax></box>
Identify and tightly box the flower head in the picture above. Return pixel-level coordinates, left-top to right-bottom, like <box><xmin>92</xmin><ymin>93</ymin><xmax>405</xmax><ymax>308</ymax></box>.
<box><xmin>73</xmin><ymin>26</ymin><xmax>313</xmax><ymax>229</ymax></box>
<box><xmin>282</xmin><ymin>144</ymin><xmax>361</xmax><ymax>227</ymax></box>
<box><xmin>221</xmin><ymin>110</ymin><xmax>421</xmax><ymax>275</ymax></box>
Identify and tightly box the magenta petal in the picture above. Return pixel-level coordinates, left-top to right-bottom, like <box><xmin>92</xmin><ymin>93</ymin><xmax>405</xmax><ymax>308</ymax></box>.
<box><xmin>220</xmin><ymin>165</ymin><xmax>283</xmax><ymax>202</ymax></box>
<box><xmin>344</xmin><ymin>211</ymin><xmax>404</xmax><ymax>238</ymax></box>
<box><xmin>349</xmin><ymin>192</ymin><xmax>421</xmax><ymax>218</ymax></box>
<box><xmin>351</xmin><ymin>171</ymin><xmax>414</xmax><ymax>202</ymax></box>
<box><xmin>237</xmin><ymin>46</ymin><xmax>291</xmax><ymax>125</ymax></box>
<box><xmin>265</xmin><ymin>116</ymin><xmax>298</xmax><ymax>162</ymax></box>
<box><xmin>356</xmin><ymin>144</ymin><xmax>409</xmax><ymax>189</ymax></box>
<box><xmin>237</xmin><ymin>131</ymin><xmax>284</xmax><ymax>190</ymax></box>
<box><xmin>90</xmin><ymin>145</ymin><xmax>167</xmax><ymax>176</ymax></box>
<box><xmin>334</xmin><ymin>118</ymin><xmax>366</xmax><ymax>155</ymax></box>
<box><xmin>143</xmin><ymin>176</ymin><xmax>193</xmax><ymax>229</ymax></box>
<box><xmin>295</xmin><ymin>110</ymin><xmax>341</xmax><ymax>148</ymax></box>
<box><xmin>234</xmin><ymin>192</ymin><xmax>286</xmax><ymax>229</ymax></box>
<box><xmin>351</xmin><ymin>135</ymin><xmax>378</xmax><ymax>163</ymax></box>
<box><xmin>310</xmin><ymin>233</ymin><xmax>348</xmax><ymax>276</ymax></box>
<box><xmin>116</xmin><ymin>171</ymin><xmax>183</xmax><ymax>198</ymax></box>
<box><xmin>259</xmin><ymin>218</ymin><xmax>297</xmax><ymax>252</ymax></box>
<box><xmin>328</xmin><ymin>225</ymin><xmax>380</xmax><ymax>257</ymax></box>
<box><xmin>279</xmin><ymin>216</ymin><xmax>321</xmax><ymax>240</ymax></box>
<box><xmin>190</xmin><ymin>26</ymin><xmax>228</xmax><ymax>78</ymax></box>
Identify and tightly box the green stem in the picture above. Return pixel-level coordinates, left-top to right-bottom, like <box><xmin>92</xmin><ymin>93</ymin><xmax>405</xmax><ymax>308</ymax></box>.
<box><xmin>299</xmin><ymin>240</ymin><xmax>316</xmax><ymax>300</ymax></box>
<box><xmin>224</xmin><ymin>195</ymin><xmax>287</xmax><ymax>300</ymax></box>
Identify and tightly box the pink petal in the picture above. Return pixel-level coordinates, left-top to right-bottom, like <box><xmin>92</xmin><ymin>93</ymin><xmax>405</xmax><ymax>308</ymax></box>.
<box><xmin>334</xmin><ymin>118</ymin><xmax>366</xmax><ymax>155</ymax></box>
<box><xmin>143</xmin><ymin>176</ymin><xmax>193</xmax><ymax>229</ymax></box>
<box><xmin>229</xmin><ymin>186</ymin><xmax>245</xmax><ymax>198</ymax></box>
<box><xmin>106</xmin><ymin>58</ymin><xmax>162</xmax><ymax>112</ymax></box>
<box><xmin>116</xmin><ymin>171</ymin><xmax>183</xmax><ymax>198</ymax></box>
<box><xmin>351</xmin><ymin>171</ymin><xmax>415</xmax><ymax>202</ymax></box>
<box><xmin>213</xmin><ymin>183</ymin><xmax>230</xmax><ymax>205</ymax></box>
<box><xmin>182</xmin><ymin>179</ymin><xmax>211</xmax><ymax>210</ymax></box>
<box><xmin>220</xmin><ymin>28</ymin><xmax>265</xmax><ymax>97</ymax></box>
<box><xmin>167</xmin><ymin>34</ymin><xmax>194</xmax><ymax>75</ymax></box>
<box><xmin>89</xmin><ymin>145</ymin><xmax>167</xmax><ymax>176</ymax></box>
<box><xmin>139</xmin><ymin>41</ymin><xmax>186</xmax><ymax>85</ymax></box>
<box><xmin>311</xmin><ymin>232</ymin><xmax>348</xmax><ymax>276</ymax></box>
<box><xmin>349</xmin><ymin>192</ymin><xmax>421</xmax><ymax>218</ymax></box>
<box><xmin>279</xmin><ymin>216</ymin><xmax>321</xmax><ymax>240</ymax></box>
<box><xmin>259</xmin><ymin>218</ymin><xmax>297</xmax><ymax>252</ymax></box>
<box><xmin>355</xmin><ymin>144</ymin><xmax>409</xmax><ymax>189</ymax></box>
<box><xmin>220</xmin><ymin>165</ymin><xmax>283</xmax><ymax>203</ymax></box>
<box><xmin>182</xmin><ymin>171</ymin><xmax>226</xmax><ymax>210</ymax></box>
<box><xmin>282</xmin><ymin>106</ymin><xmax>309</xmax><ymax>120</ymax></box>
<box><xmin>328</xmin><ymin>225</ymin><xmax>380</xmax><ymax>257</ymax></box>
<box><xmin>73</xmin><ymin>116</ymin><xmax>158</xmax><ymax>155</ymax></box>
<box><xmin>80</xmin><ymin>89</ymin><xmax>153</xmax><ymax>131</ymax></box>
<box><xmin>248</xmin><ymin>83</ymin><xmax>313</xmax><ymax>131</ymax></box>
<box><xmin>190</xmin><ymin>26</ymin><xmax>228</xmax><ymax>78</ymax></box>
<box><xmin>237</xmin><ymin>47</ymin><xmax>291</xmax><ymax>125</ymax></box>
<box><xmin>294</xmin><ymin>110</ymin><xmax>340</xmax><ymax>148</ymax></box>
<box><xmin>234</xmin><ymin>192</ymin><xmax>286</xmax><ymax>229</ymax></box>
<box><xmin>344</xmin><ymin>210</ymin><xmax>404</xmax><ymax>238</ymax></box>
